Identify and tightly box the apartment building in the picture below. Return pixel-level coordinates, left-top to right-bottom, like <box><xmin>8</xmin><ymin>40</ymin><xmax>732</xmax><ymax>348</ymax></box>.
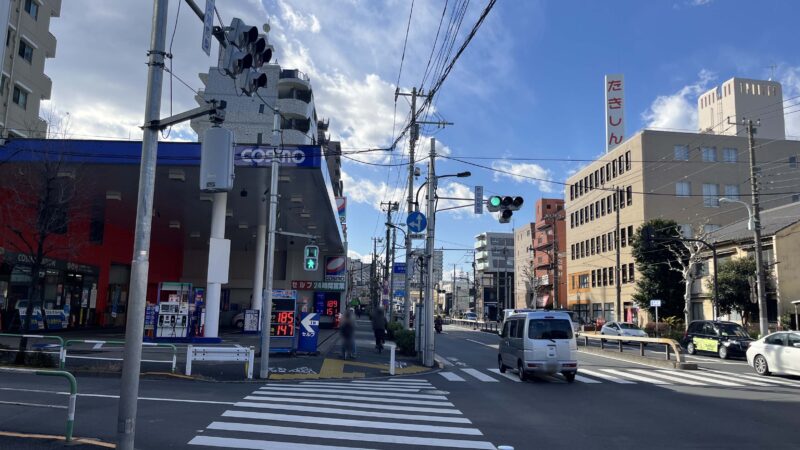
<box><xmin>514</xmin><ymin>224</ymin><xmax>534</xmax><ymax>309</ymax></box>
<box><xmin>475</xmin><ymin>231</ymin><xmax>514</xmax><ymax>321</ymax></box>
<box><xmin>565</xmin><ymin>77</ymin><xmax>800</xmax><ymax>325</ymax></box>
<box><xmin>0</xmin><ymin>0</ymin><xmax>60</xmax><ymax>138</ymax></box>
<box><xmin>532</xmin><ymin>199</ymin><xmax>567</xmax><ymax>310</ymax></box>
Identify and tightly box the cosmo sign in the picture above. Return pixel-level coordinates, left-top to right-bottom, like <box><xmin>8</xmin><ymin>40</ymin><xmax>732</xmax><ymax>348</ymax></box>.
<box><xmin>235</xmin><ymin>145</ymin><xmax>321</xmax><ymax>168</ymax></box>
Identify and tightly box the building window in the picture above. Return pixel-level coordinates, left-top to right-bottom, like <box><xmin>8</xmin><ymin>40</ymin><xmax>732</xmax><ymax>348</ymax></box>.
<box><xmin>609</xmin><ymin>267</ymin><xmax>614</xmax><ymax>285</ymax></box>
<box><xmin>625</xmin><ymin>151</ymin><xmax>631</xmax><ymax>171</ymax></box>
<box><xmin>12</xmin><ymin>85</ymin><xmax>28</xmax><ymax>109</ymax></box>
<box><xmin>0</xmin><ymin>75</ymin><xmax>7</xmax><ymax>94</ymax></box>
<box><xmin>674</xmin><ymin>145</ymin><xmax>689</xmax><ymax>161</ymax></box>
<box><xmin>619</xmin><ymin>189</ymin><xmax>626</xmax><ymax>209</ymax></box>
<box><xmin>608</xmin><ymin>231</ymin><xmax>614</xmax><ymax>250</ymax></box>
<box><xmin>723</xmin><ymin>148</ymin><xmax>737</xmax><ymax>163</ymax></box>
<box><xmin>612</xmin><ymin>160</ymin><xmax>617</xmax><ymax>177</ymax></box>
<box><xmin>593</xmin><ymin>303</ymin><xmax>602</xmax><ymax>320</ymax></box>
<box><xmin>793</xmin><ymin>194</ymin><xmax>800</xmax><ymax>203</ymax></box>
<box><xmin>24</xmin><ymin>0</ymin><xmax>39</xmax><ymax>19</ymax></box>
<box><xmin>703</xmin><ymin>183</ymin><xmax>719</xmax><ymax>207</ymax></box>
<box><xmin>604</xmin><ymin>303</ymin><xmax>614</xmax><ymax>322</ymax></box>
<box><xmin>627</xmin><ymin>226</ymin><xmax>633</xmax><ymax>244</ymax></box>
<box><xmin>605</xmin><ymin>163</ymin><xmax>611</xmax><ymax>180</ymax></box>
<box><xmin>628</xmin><ymin>263</ymin><xmax>635</xmax><ymax>282</ymax></box>
<box><xmin>589</xmin><ymin>204</ymin><xmax>594</xmax><ymax>221</ymax></box>
<box><xmin>618</xmin><ymin>156</ymin><xmax>624</xmax><ymax>175</ymax></box>
<box><xmin>579</xmin><ymin>274</ymin><xmax>589</xmax><ymax>289</ymax></box>
<box><xmin>579</xmin><ymin>209</ymin><xmax>584</xmax><ymax>225</ymax></box>
<box><xmin>621</xmin><ymin>228</ymin><xmax>627</xmax><ymax>247</ymax></box>
<box><xmin>258</xmin><ymin>104</ymin><xmax>265</xmax><ymax>114</ymax></box>
<box><xmin>600</xmin><ymin>168</ymin><xmax>605</xmax><ymax>185</ymax></box>
<box><xmin>591</xmin><ymin>270</ymin><xmax>596</xmax><ymax>288</ymax></box>
<box><xmin>626</xmin><ymin>186</ymin><xmax>632</xmax><ymax>206</ymax></box>
<box><xmin>601</xmin><ymin>268</ymin><xmax>607</xmax><ymax>286</ymax></box>
<box><xmin>602</xmin><ymin>234</ymin><xmax>607</xmax><ymax>252</ymax></box>
<box><xmin>675</xmin><ymin>181</ymin><xmax>690</xmax><ymax>197</ymax></box>
<box><xmin>622</xmin><ymin>266</ymin><xmax>628</xmax><ymax>283</ymax></box>
<box><xmin>790</xmin><ymin>156</ymin><xmax>797</xmax><ymax>169</ymax></box>
<box><xmin>570</xmin><ymin>185</ymin><xmax>574</xmax><ymax>200</ymax></box>
<box><xmin>702</xmin><ymin>147</ymin><xmax>716</xmax><ymax>162</ymax></box>
<box><xmin>18</xmin><ymin>39</ymin><xmax>33</xmax><ymax>63</ymax></box>
<box><xmin>724</xmin><ymin>184</ymin><xmax>739</xmax><ymax>200</ymax></box>
<box><xmin>590</xmin><ymin>239</ymin><xmax>595</xmax><ymax>255</ymax></box>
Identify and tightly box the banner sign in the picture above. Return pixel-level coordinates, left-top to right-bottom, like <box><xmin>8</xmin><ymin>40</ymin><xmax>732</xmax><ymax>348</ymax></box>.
<box><xmin>291</xmin><ymin>280</ymin><xmax>346</xmax><ymax>291</ymax></box>
<box><xmin>324</xmin><ymin>256</ymin><xmax>347</xmax><ymax>282</ymax></box>
<box><xmin>605</xmin><ymin>74</ymin><xmax>625</xmax><ymax>153</ymax></box>
<box><xmin>297</xmin><ymin>312</ymin><xmax>319</xmax><ymax>353</ymax></box>
<box><xmin>235</xmin><ymin>145</ymin><xmax>321</xmax><ymax>168</ymax></box>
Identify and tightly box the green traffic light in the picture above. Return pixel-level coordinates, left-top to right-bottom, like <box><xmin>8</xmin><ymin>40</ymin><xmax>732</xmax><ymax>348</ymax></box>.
<box><xmin>489</xmin><ymin>196</ymin><xmax>501</xmax><ymax>207</ymax></box>
<box><xmin>306</xmin><ymin>259</ymin><xmax>316</xmax><ymax>270</ymax></box>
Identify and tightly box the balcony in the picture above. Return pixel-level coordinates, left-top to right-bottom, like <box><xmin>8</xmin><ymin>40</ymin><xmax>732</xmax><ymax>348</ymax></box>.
<box><xmin>534</xmin><ymin>238</ymin><xmax>554</xmax><ymax>251</ymax></box>
<box><xmin>278</xmin><ymin>69</ymin><xmax>311</xmax><ymax>89</ymax></box>
<box><xmin>277</xmin><ymin>97</ymin><xmax>313</xmax><ymax>118</ymax></box>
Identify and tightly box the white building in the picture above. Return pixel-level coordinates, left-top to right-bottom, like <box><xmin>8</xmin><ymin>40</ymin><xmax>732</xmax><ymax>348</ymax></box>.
<box><xmin>0</xmin><ymin>0</ymin><xmax>60</xmax><ymax>138</ymax></box>
<box><xmin>475</xmin><ymin>232</ymin><xmax>514</xmax><ymax>320</ymax></box>
<box><xmin>698</xmin><ymin>77</ymin><xmax>785</xmax><ymax>140</ymax></box>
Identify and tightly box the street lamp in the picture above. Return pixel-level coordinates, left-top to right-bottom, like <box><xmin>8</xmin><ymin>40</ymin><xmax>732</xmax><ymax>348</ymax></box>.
<box><xmin>414</xmin><ymin>171</ymin><xmax>471</xmax><ymax>210</ymax></box>
<box><xmin>719</xmin><ymin>196</ymin><xmax>768</xmax><ymax>334</ymax></box>
<box><xmin>719</xmin><ymin>197</ymin><xmax>753</xmax><ymax>230</ymax></box>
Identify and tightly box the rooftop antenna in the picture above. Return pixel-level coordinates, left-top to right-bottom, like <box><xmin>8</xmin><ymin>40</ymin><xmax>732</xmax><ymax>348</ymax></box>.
<box><xmin>768</xmin><ymin>64</ymin><xmax>777</xmax><ymax>81</ymax></box>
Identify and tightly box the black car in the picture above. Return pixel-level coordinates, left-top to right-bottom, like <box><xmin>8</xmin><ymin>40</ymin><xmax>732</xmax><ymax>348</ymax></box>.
<box><xmin>682</xmin><ymin>320</ymin><xmax>754</xmax><ymax>359</ymax></box>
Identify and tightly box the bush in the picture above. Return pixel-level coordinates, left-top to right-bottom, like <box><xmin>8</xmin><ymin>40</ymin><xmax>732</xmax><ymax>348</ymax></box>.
<box><xmin>386</xmin><ymin>321</ymin><xmax>403</xmax><ymax>340</ymax></box>
<box><xmin>394</xmin><ymin>329</ymin><xmax>416</xmax><ymax>356</ymax></box>
<box><xmin>644</xmin><ymin>322</ymin><xmax>671</xmax><ymax>336</ymax></box>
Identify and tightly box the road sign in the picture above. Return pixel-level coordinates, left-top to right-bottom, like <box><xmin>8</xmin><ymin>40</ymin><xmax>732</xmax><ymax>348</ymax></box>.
<box><xmin>409</xmin><ymin>233</ymin><xmax>425</xmax><ymax>240</ymax></box>
<box><xmin>297</xmin><ymin>312</ymin><xmax>319</xmax><ymax>353</ymax></box>
<box><xmin>201</xmin><ymin>0</ymin><xmax>215</xmax><ymax>56</ymax></box>
<box><xmin>474</xmin><ymin>186</ymin><xmax>483</xmax><ymax>214</ymax></box>
<box><xmin>406</xmin><ymin>211</ymin><xmax>427</xmax><ymax>233</ymax></box>
<box><xmin>392</xmin><ymin>263</ymin><xmax>406</xmax><ymax>274</ymax></box>
<box><xmin>650</xmin><ymin>299</ymin><xmax>662</xmax><ymax>307</ymax></box>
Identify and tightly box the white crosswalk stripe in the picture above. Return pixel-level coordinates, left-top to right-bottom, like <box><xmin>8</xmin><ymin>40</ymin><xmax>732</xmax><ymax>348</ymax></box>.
<box><xmin>460</xmin><ymin>368</ymin><xmax>500</xmax><ymax>382</ymax></box>
<box><xmin>578</xmin><ymin>368</ymin><xmax>635</xmax><ymax>384</ymax></box>
<box><xmin>599</xmin><ymin>369</ymin><xmax>673</xmax><ymax>384</ymax></box>
<box><xmin>438</xmin><ymin>372</ymin><xmax>466</xmax><ymax>381</ymax></box>
<box><xmin>487</xmin><ymin>368</ymin><xmax>522</xmax><ymax>382</ymax></box>
<box><xmin>189</xmin><ymin>379</ymin><xmax>495</xmax><ymax>449</ymax></box>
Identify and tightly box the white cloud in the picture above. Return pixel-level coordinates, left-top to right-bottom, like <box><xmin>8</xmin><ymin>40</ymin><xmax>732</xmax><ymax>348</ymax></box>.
<box><xmin>490</xmin><ymin>159</ymin><xmax>554</xmax><ymax>193</ymax></box>
<box><xmin>340</xmin><ymin>170</ymin><xmax>406</xmax><ymax>212</ymax></box>
<box><xmin>436</xmin><ymin>181</ymin><xmax>477</xmax><ymax>218</ymax></box>
<box><xmin>277</xmin><ymin>0</ymin><xmax>321</xmax><ymax>33</ymax></box>
<box><xmin>779</xmin><ymin>66</ymin><xmax>800</xmax><ymax>138</ymax></box>
<box><xmin>641</xmin><ymin>70</ymin><xmax>715</xmax><ymax>131</ymax></box>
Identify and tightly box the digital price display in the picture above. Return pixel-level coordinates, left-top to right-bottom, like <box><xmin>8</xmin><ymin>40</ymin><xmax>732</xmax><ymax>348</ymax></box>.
<box><xmin>270</xmin><ymin>297</ymin><xmax>296</xmax><ymax>337</ymax></box>
<box><xmin>325</xmin><ymin>299</ymin><xmax>339</xmax><ymax>316</ymax></box>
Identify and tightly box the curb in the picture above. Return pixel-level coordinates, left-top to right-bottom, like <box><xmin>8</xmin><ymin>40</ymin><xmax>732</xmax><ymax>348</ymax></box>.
<box><xmin>578</xmin><ymin>347</ymin><xmax>698</xmax><ymax>370</ymax></box>
<box><xmin>0</xmin><ymin>431</ymin><xmax>114</xmax><ymax>448</ymax></box>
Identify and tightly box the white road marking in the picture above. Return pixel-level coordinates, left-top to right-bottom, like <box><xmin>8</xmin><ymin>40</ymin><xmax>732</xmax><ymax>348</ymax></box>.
<box><xmin>487</xmin><ymin>368</ymin><xmax>522</xmax><ymax>382</ymax></box>
<box><xmin>296</xmin><ymin>383</ymin><xmax>424</xmax><ymax>392</ymax></box>
<box><xmin>600</xmin><ymin>369</ymin><xmax>672</xmax><ymax>385</ymax></box>
<box><xmin>348</xmin><ymin>380</ymin><xmax>434</xmax><ymax>388</ymax></box>
<box><xmin>206</xmin><ymin>422</ymin><xmax>497</xmax><ymax>449</ymax></box>
<box><xmin>257</xmin><ymin>386</ymin><xmax>445</xmax><ymax>400</ymax></box>
<box><xmin>573</xmin><ymin>374</ymin><xmax>602</xmax><ymax>384</ymax></box>
<box><xmin>693</xmin><ymin>370</ymin><xmax>768</xmax><ymax>386</ymax></box>
<box><xmin>460</xmin><ymin>368</ymin><xmax>499</xmax><ymax>382</ymax></box>
<box><xmin>221</xmin><ymin>410</ymin><xmax>482</xmax><ymax>436</ymax></box>
<box><xmin>578</xmin><ymin>368</ymin><xmax>635</xmax><ymax>384</ymax></box>
<box><xmin>657</xmin><ymin>370</ymin><xmax>744</xmax><ymax>387</ymax></box>
<box><xmin>629</xmin><ymin>369</ymin><xmax>706</xmax><ymax>386</ymax></box>
<box><xmin>189</xmin><ymin>435</ymin><xmax>376</xmax><ymax>450</ymax></box>
<box><xmin>248</xmin><ymin>391</ymin><xmax>454</xmax><ymax>407</ymax></box>
<box><xmin>733</xmin><ymin>373</ymin><xmax>800</xmax><ymax>387</ymax></box>
<box><xmin>465</xmin><ymin>339</ymin><xmax>499</xmax><ymax>349</ymax></box>
<box><xmin>233</xmin><ymin>402</ymin><xmax>471</xmax><ymax>424</ymax></box>
<box><xmin>242</xmin><ymin>396</ymin><xmax>462</xmax><ymax>415</ymax></box>
<box><xmin>438</xmin><ymin>372</ymin><xmax>466</xmax><ymax>382</ymax></box>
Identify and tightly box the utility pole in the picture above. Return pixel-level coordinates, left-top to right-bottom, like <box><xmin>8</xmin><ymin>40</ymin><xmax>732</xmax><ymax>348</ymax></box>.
<box><xmin>423</xmin><ymin>138</ymin><xmax>437</xmax><ymax>367</ymax></box>
<box><xmin>381</xmin><ymin>201</ymin><xmax>398</xmax><ymax>315</ymax></box>
<box><xmin>453</xmin><ymin>263</ymin><xmax>457</xmax><ymax>315</ymax></box>
<box><xmin>371</xmin><ymin>237</ymin><xmax>381</xmax><ymax>309</ymax></box>
<box><xmin>389</xmin><ymin>226</ymin><xmax>397</xmax><ymax>318</ymax></box>
<box><xmin>744</xmin><ymin>118</ymin><xmax>769</xmax><ymax>336</ymax></box>
<box><xmin>117</xmin><ymin>2</ymin><xmax>167</xmax><ymax>447</ymax></box>
<box><xmin>397</xmin><ymin>87</ymin><xmax>419</xmax><ymax>329</ymax></box>
<box><xmin>615</xmin><ymin>186</ymin><xmax>622</xmax><ymax>322</ymax></box>
<box><xmin>472</xmin><ymin>251</ymin><xmax>477</xmax><ymax>313</ymax></box>
<box><xmin>543</xmin><ymin>213</ymin><xmax>563</xmax><ymax>310</ymax></box>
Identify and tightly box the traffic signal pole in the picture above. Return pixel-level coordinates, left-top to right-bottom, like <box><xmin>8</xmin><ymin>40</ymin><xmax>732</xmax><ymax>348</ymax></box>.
<box><xmin>423</xmin><ymin>138</ymin><xmax>437</xmax><ymax>367</ymax></box>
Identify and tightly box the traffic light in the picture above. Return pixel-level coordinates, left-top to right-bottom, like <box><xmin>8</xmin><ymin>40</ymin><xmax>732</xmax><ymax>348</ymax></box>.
<box><xmin>487</xmin><ymin>196</ymin><xmax>523</xmax><ymax>223</ymax></box>
<box><xmin>304</xmin><ymin>245</ymin><xmax>319</xmax><ymax>271</ymax></box>
<box><xmin>222</xmin><ymin>18</ymin><xmax>273</xmax><ymax>96</ymax></box>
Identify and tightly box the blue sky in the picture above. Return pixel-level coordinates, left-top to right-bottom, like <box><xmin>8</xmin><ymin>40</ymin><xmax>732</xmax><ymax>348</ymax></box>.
<box><xmin>45</xmin><ymin>0</ymin><xmax>800</xmax><ymax>279</ymax></box>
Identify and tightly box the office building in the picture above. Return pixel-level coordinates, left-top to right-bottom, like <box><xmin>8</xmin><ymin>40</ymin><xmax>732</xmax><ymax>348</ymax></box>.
<box><xmin>0</xmin><ymin>0</ymin><xmax>60</xmax><ymax>138</ymax></box>
<box><xmin>475</xmin><ymin>232</ymin><xmax>514</xmax><ymax>321</ymax></box>
<box><xmin>565</xmin><ymin>77</ymin><xmax>799</xmax><ymax>325</ymax></box>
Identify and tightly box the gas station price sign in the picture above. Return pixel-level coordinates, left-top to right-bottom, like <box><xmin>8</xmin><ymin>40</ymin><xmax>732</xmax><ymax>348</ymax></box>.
<box><xmin>325</xmin><ymin>299</ymin><xmax>339</xmax><ymax>316</ymax></box>
<box><xmin>270</xmin><ymin>297</ymin><xmax>296</xmax><ymax>337</ymax></box>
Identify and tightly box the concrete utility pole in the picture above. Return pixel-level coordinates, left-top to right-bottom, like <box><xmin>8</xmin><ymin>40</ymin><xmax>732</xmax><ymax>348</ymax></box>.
<box><xmin>381</xmin><ymin>201</ymin><xmax>398</xmax><ymax>315</ymax></box>
<box><xmin>258</xmin><ymin>110</ymin><xmax>281</xmax><ymax>379</ymax></box>
<box><xmin>371</xmin><ymin>237</ymin><xmax>381</xmax><ymax>309</ymax></box>
<box><xmin>543</xmin><ymin>213</ymin><xmax>563</xmax><ymax>310</ymax></box>
<box><xmin>396</xmin><ymin>87</ymin><xmax>419</xmax><ymax>329</ymax></box>
<box><xmin>117</xmin><ymin>1</ymin><xmax>167</xmax><ymax>447</ymax></box>
<box><xmin>744</xmin><ymin>118</ymin><xmax>769</xmax><ymax>336</ymax></box>
<box><xmin>615</xmin><ymin>186</ymin><xmax>622</xmax><ymax>322</ymax></box>
<box><xmin>423</xmin><ymin>138</ymin><xmax>437</xmax><ymax>367</ymax></box>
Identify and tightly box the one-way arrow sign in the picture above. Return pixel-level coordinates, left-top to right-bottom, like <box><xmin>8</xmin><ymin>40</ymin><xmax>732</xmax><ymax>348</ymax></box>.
<box><xmin>301</xmin><ymin>313</ymin><xmax>320</xmax><ymax>336</ymax></box>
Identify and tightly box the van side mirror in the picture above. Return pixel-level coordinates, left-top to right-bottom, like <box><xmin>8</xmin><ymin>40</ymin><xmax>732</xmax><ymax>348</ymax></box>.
<box><xmin>794</xmin><ymin>343</ymin><xmax>800</xmax><ymax>348</ymax></box>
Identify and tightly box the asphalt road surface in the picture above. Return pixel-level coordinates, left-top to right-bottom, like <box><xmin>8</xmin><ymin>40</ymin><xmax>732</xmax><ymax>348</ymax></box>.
<box><xmin>1</xmin><ymin>324</ymin><xmax>798</xmax><ymax>449</ymax></box>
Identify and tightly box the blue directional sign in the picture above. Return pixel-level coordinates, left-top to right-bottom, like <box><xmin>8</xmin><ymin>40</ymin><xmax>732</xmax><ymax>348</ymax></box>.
<box><xmin>406</xmin><ymin>212</ymin><xmax>427</xmax><ymax>233</ymax></box>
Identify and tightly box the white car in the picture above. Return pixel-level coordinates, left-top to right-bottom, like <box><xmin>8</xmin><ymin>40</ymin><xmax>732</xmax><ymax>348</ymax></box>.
<box><xmin>746</xmin><ymin>331</ymin><xmax>800</xmax><ymax>376</ymax></box>
<box><xmin>600</xmin><ymin>322</ymin><xmax>648</xmax><ymax>342</ymax></box>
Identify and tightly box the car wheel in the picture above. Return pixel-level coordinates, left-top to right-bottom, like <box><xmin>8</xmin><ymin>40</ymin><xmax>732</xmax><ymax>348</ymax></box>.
<box><xmin>517</xmin><ymin>361</ymin><xmax>527</xmax><ymax>382</ymax></box>
<box><xmin>235</xmin><ymin>319</ymin><xmax>244</xmax><ymax>329</ymax></box>
<box><xmin>563</xmin><ymin>371</ymin><xmax>576</xmax><ymax>383</ymax></box>
<box><xmin>718</xmin><ymin>345</ymin><xmax>728</xmax><ymax>360</ymax></box>
<box><xmin>753</xmin><ymin>354</ymin><xmax>771</xmax><ymax>376</ymax></box>
<box><xmin>686</xmin><ymin>342</ymin><xmax>696</xmax><ymax>355</ymax></box>
<box><xmin>600</xmin><ymin>332</ymin><xmax>606</xmax><ymax>343</ymax></box>
<box><xmin>498</xmin><ymin>355</ymin><xmax>507</xmax><ymax>373</ymax></box>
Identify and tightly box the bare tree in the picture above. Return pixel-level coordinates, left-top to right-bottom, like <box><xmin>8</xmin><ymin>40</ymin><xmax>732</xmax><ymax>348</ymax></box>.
<box><xmin>0</xmin><ymin>140</ymin><xmax>89</xmax><ymax>362</ymax></box>
<box><xmin>664</xmin><ymin>223</ymin><xmax>710</xmax><ymax>329</ymax></box>
<box><xmin>520</xmin><ymin>263</ymin><xmax>540</xmax><ymax>308</ymax></box>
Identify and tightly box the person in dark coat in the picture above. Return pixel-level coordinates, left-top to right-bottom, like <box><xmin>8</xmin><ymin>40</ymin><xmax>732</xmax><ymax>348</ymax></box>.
<box><xmin>371</xmin><ymin>306</ymin><xmax>387</xmax><ymax>353</ymax></box>
<box><xmin>340</xmin><ymin>310</ymin><xmax>356</xmax><ymax>359</ymax></box>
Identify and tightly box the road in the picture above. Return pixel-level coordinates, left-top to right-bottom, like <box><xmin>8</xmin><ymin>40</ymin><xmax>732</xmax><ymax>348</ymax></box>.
<box><xmin>0</xmin><ymin>324</ymin><xmax>798</xmax><ymax>449</ymax></box>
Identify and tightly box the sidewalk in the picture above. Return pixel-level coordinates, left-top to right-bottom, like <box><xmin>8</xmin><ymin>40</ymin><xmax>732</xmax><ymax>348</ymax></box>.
<box><xmin>1</xmin><ymin>321</ymin><xmax>434</xmax><ymax>381</ymax></box>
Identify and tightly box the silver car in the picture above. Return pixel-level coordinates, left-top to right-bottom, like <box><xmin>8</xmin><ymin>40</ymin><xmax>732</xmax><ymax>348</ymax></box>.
<box><xmin>600</xmin><ymin>322</ymin><xmax>648</xmax><ymax>343</ymax></box>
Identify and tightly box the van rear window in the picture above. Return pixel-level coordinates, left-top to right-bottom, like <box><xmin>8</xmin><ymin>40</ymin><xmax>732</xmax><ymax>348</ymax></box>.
<box><xmin>528</xmin><ymin>319</ymin><xmax>573</xmax><ymax>340</ymax></box>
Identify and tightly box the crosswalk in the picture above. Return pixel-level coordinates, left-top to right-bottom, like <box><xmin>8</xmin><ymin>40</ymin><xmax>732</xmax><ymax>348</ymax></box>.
<box><xmin>188</xmin><ymin>379</ymin><xmax>497</xmax><ymax>450</ymax></box>
<box><xmin>437</xmin><ymin>366</ymin><xmax>800</xmax><ymax>388</ymax></box>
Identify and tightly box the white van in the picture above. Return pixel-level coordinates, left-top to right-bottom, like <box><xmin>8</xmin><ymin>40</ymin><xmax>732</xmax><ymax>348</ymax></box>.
<box><xmin>498</xmin><ymin>311</ymin><xmax>578</xmax><ymax>382</ymax></box>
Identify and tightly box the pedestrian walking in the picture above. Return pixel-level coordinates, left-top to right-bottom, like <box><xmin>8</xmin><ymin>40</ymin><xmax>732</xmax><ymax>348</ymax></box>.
<box><xmin>340</xmin><ymin>310</ymin><xmax>356</xmax><ymax>359</ymax></box>
<box><xmin>371</xmin><ymin>306</ymin><xmax>387</xmax><ymax>353</ymax></box>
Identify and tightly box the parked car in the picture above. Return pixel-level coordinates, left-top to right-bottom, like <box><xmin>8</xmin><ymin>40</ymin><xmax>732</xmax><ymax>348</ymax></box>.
<box><xmin>232</xmin><ymin>311</ymin><xmax>245</xmax><ymax>329</ymax></box>
<box><xmin>682</xmin><ymin>320</ymin><xmax>753</xmax><ymax>359</ymax></box>
<box><xmin>600</xmin><ymin>322</ymin><xmax>648</xmax><ymax>343</ymax></box>
<box><xmin>498</xmin><ymin>311</ymin><xmax>578</xmax><ymax>382</ymax></box>
<box><xmin>746</xmin><ymin>331</ymin><xmax>800</xmax><ymax>376</ymax></box>
<box><xmin>463</xmin><ymin>312</ymin><xmax>478</xmax><ymax>321</ymax></box>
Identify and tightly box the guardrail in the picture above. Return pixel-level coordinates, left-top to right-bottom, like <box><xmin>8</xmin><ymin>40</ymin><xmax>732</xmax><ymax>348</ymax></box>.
<box><xmin>186</xmin><ymin>345</ymin><xmax>254</xmax><ymax>379</ymax></box>
<box><xmin>576</xmin><ymin>332</ymin><xmax>686</xmax><ymax>364</ymax></box>
<box><xmin>445</xmin><ymin>318</ymin><xmax>500</xmax><ymax>333</ymax></box>
<box><xmin>0</xmin><ymin>367</ymin><xmax>77</xmax><ymax>442</ymax></box>
<box><xmin>0</xmin><ymin>333</ymin><xmax>65</xmax><ymax>363</ymax></box>
<box><xmin>61</xmin><ymin>339</ymin><xmax>177</xmax><ymax>373</ymax></box>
